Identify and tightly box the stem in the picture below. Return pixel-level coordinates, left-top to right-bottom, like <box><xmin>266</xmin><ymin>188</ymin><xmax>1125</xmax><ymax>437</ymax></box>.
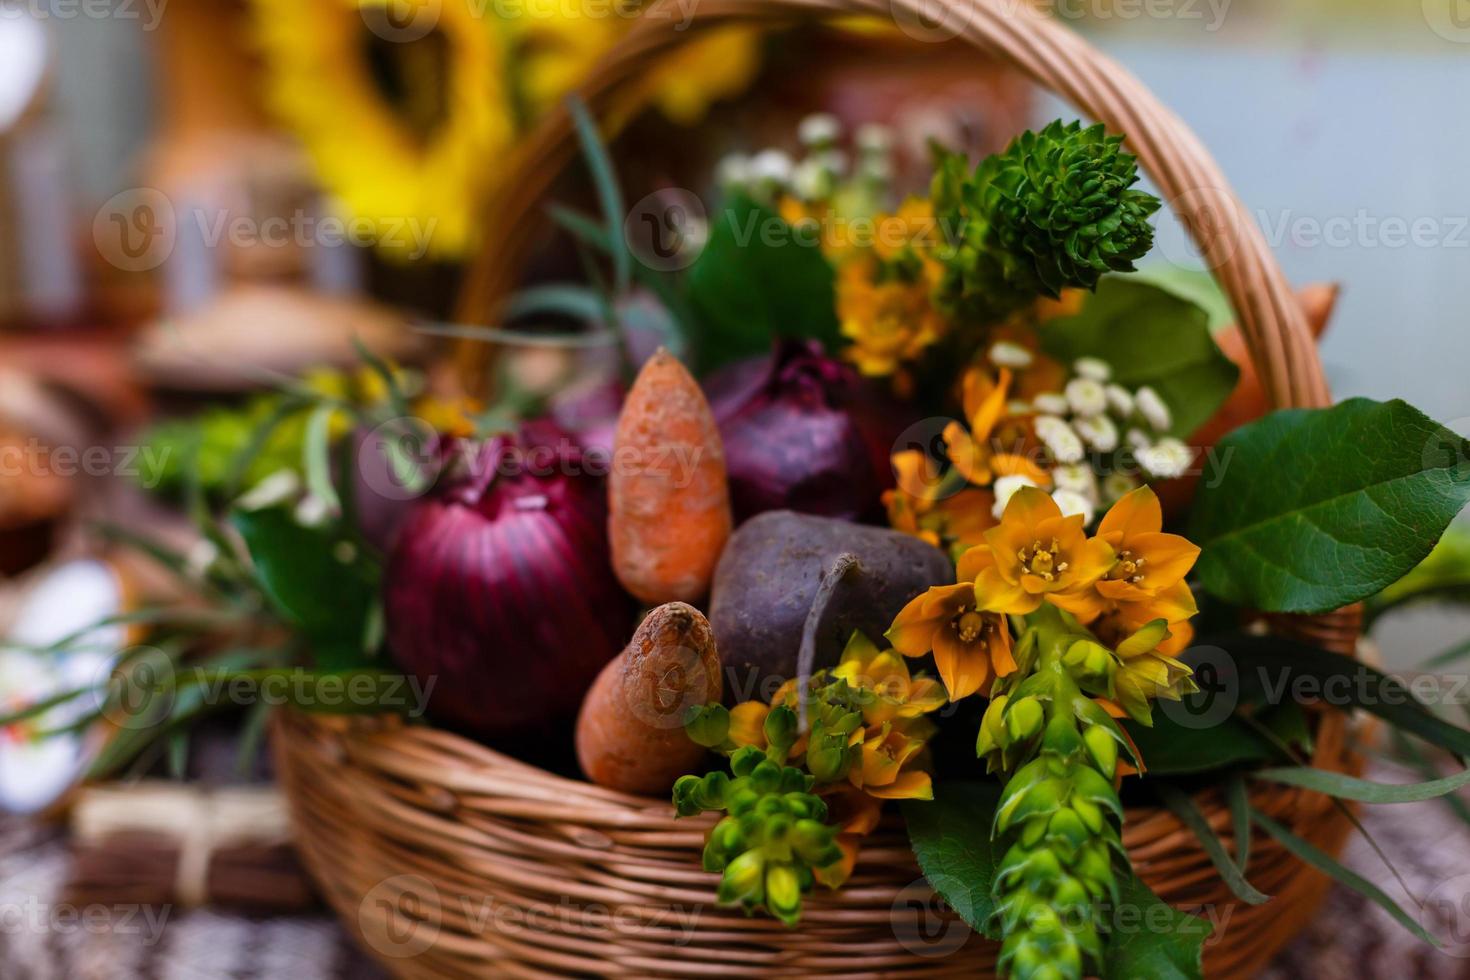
<box><xmin>795</xmin><ymin>553</ymin><xmax>861</xmax><ymax>732</ymax></box>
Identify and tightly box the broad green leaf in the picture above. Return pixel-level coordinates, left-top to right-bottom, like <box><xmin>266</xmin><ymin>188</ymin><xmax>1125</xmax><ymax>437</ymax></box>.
<box><xmin>1253</xmin><ymin>765</ymin><xmax>1470</xmax><ymax>803</ymax></box>
<box><xmin>1190</xmin><ymin>398</ymin><xmax>1470</xmax><ymax>613</ymax></box>
<box><xmin>1041</xmin><ymin>277</ymin><xmax>1237</xmax><ymax>437</ymax></box>
<box><xmin>231</xmin><ymin>506</ymin><xmax>380</xmax><ymax>670</ymax></box>
<box><xmin>685</xmin><ymin>194</ymin><xmax>840</xmax><ymax>373</ymax></box>
<box><xmin>1130</xmin><ymin>265</ymin><xmax>1235</xmax><ymax>332</ymax></box>
<box><xmin>1252</xmin><ymin>808</ymin><xmax>1440</xmax><ymax>947</ymax></box>
<box><xmin>1102</xmin><ymin>872</ymin><xmax>1212</xmax><ymax>980</ymax></box>
<box><xmin>1156</xmin><ymin>783</ymin><xmax>1268</xmax><ymax>905</ymax></box>
<box><xmin>901</xmin><ymin>780</ymin><xmax>1003</xmax><ymax>940</ymax></box>
<box><xmin>1122</xmin><ymin>712</ymin><xmax>1281</xmax><ymax>775</ymax></box>
<box><xmin>1368</xmin><ymin>524</ymin><xmax>1470</xmax><ymax>624</ymax></box>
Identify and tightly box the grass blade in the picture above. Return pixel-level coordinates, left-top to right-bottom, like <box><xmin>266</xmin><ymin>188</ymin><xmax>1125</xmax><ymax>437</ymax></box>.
<box><xmin>1252</xmin><ymin>808</ymin><xmax>1439</xmax><ymax>947</ymax></box>
<box><xmin>1157</xmin><ymin>782</ymin><xmax>1268</xmax><ymax>904</ymax></box>
<box><xmin>1254</xmin><ymin>765</ymin><xmax>1470</xmax><ymax>804</ymax></box>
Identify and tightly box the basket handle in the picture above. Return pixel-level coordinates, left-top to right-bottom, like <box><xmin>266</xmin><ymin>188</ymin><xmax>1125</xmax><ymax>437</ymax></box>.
<box><xmin>455</xmin><ymin>0</ymin><xmax>1331</xmax><ymax>412</ymax></box>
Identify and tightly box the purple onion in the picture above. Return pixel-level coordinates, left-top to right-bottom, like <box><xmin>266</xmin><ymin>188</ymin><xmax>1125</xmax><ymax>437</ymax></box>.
<box><xmin>704</xmin><ymin>341</ymin><xmax>898</xmax><ymax>524</ymax></box>
<box><xmin>383</xmin><ymin>423</ymin><xmax>633</xmax><ymax>739</ymax></box>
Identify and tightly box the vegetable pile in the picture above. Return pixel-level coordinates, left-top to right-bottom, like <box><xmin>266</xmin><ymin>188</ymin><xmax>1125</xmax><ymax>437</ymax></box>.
<box><xmin>19</xmin><ymin>103</ymin><xmax>1470</xmax><ymax>980</ymax></box>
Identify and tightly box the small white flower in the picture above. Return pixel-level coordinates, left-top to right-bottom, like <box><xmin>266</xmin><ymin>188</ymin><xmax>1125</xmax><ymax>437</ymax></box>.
<box><xmin>749</xmin><ymin>149</ymin><xmax>794</xmax><ymax>186</ymax></box>
<box><xmin>1125</xmin><ymin>427</ymin><xmax>1153</xmax><ymax>453</ymax></box>
<box><xmin>1065</xmin><ymin>377</ymin><xmax>1108</xmax><ymax>417</ymax></box>
<box><xmin>185</xmin><ymin>539</ymin><xmax>220</xmax><ymax>581</ymax></box>
<box><xmin>1033</xmin><ymin>392</ymin><xmax>1070</xmax><ymax>416</ymax></box>
<box><xmin>856</xmin><ymin>122</ymin><xmax>893</xmax><ymax>155</ymax></box>
<box><xmin>993</xmin><ymin>474</ymin><xmax>1040</xmax><ymax>519</ymax></box>
<box><xmin>798</xmin><ymin>113</ymin><xmax>841</xmax><ymax>147</ymax></box>
<box><xmin>857</xmin><ymin>156</ymin><xmax>894</xmax><ymax>184</ymax></box>
<box><xmin>235</xmin><ymin>468</ymin><xmax>301</xmax><ymax>511</ymax></box>
<box><xmin>715</xmin><ymin>153</ymin><xmax>752</xmax><ymax>188</ymax></box>
<box><xmin>815</xmin><ymin>149</ymin><xmax>849</xmax><ymax>177</ymax></box>
<box><xmin>792</xmin><ymin>158</ymin><xmax>833</xmax><ymax>201</ymax></box>
<box><xmin>988</xmin><ymin>341</ymin><xmax>1034</xmax><ymax>370</ymax></box>
<box><xmin>1006</xmin><ymin>399</ymin><xmax>1033</xmax><ymax>416</ymax></box>
<box><xmin>294</xmin><ymin>494</ymin><xmax>332</xmax><ymax>528</ymax></box>
<box><xmin>1035</xmin><ymin>415</ymin><xmax>1085</xmax><ymax>464</ymax></box>
<box><xmin>1135</xmin><ymin>385</ymin><xmax>1173</xmax><ymax>433</ymax></box>
<box><xmin>1105</xmin><ymin>384</ymin><xmax>1135</xmax><ymax>418</ymax></box>
<box><xmin>1051</xmin><ymin>488</ymin><xmax>1096</xmax><ymax>525</ymax></box>
<box><xmin>1101</xmin><ymin>472</ymin><xmax>1140</xmax><ymax>504</ymax></box>
<box><xmin>1074</xmin><ymin>414</ymin><xmax>1119</xmax><ymax>453</ymax></box>
<box><xmin>1137</xmin><ymin>437</ymin><xmax>1194</xmax><ymax>480</ymax></box>
<box><xmin>1074</xmin><ymin>357</ymin><xmax>1112</xmax><ymax>383</ymax></box>
<box><xmin>1052</xmin><ymin>463</ymin><xmax>1098</xmax><ymax>498</ymax></box>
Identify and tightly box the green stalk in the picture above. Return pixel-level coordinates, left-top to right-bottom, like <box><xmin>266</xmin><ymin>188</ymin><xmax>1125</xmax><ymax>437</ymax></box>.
<box><xmin>984</xmin><ymin>607</ymin><xmax>1137</xmax><ymax>980</ymax></box>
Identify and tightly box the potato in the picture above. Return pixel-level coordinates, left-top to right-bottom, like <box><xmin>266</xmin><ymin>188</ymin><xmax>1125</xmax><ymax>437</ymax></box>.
<box><xmin>709</xmin><ymin>511</ymin><xmax>953</xmax><ymax>698</ymax></box>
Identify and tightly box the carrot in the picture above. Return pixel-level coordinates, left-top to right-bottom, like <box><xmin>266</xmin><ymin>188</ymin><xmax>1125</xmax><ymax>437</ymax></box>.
<box><xmin>576</xmin><ymin>602</ymin><xmax>723</xmax><ymax>794</ymax></box>
<box><xmin>609</xmin><ymin>348</ymin><xmax>732</xmax><ymax>604</ymax></box>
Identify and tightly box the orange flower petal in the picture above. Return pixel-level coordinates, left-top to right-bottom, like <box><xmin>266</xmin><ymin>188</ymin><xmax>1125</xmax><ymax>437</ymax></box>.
<box><xmin>933</xmin><ymin>627</ymin><xmax>992</xmax><ymax>700</ymax></box>
<box><xmin>886</xmin><ymin>590</ymin><xmax>945</xmax><ymax>656</ymax></box>
<box><xmin>1098</xmin><ymin>485</ymin><xmax>1162</xmax><ymax>543</ymax></box>
<box><xmin>868</xmin><ymin>770</ymin><xmax>933</xmax><ymax>800</ymax></box>
<box><xmin>975</xmin><ymin>566</ymin><xmax>1040</xmax><ymax>616</ymax></box>
<box><xmin>956</xmin><ymin>544</ymin><xmax>997</xmax><ymax>585</ymax></box>
<box><xmin>944</xmin><ymin>421</ymin><xmax>991</xmax><ymax>486</ymax></box>
<box><xmin>1130</xmin><ymin>531</ymin><xmax>1202</xmax><ymax>588</ymax></box>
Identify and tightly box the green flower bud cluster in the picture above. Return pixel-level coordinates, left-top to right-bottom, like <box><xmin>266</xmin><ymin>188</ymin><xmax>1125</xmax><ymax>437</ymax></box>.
<box><xmin>802</xmin><ymin>677</ymin><xmax>867</xmax><ymax>784</ymax></box>
<box><xmin>672</xmin><ymin>706</ymin><xmax>846</xmax><ymax>926</ymax></box>
<box><xmin>932</xmin><ymin>120</ymin><xmax>1161</xmax><ymax>326</ymax></box>
<box><xmin>983</xmin><ymin>609</ymin><xmax>1142</xmax><ymax>980</ymax></box>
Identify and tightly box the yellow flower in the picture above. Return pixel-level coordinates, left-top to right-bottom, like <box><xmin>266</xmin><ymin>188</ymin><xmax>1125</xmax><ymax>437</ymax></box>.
<box><xmin>831</xmin><ymin>633</ymin><xmax>947</xmax><ymax>727</ymax></box>
<box><xmin>971</xmin><ymin>488</ymin><xmax>1115</xmax><ymax>622</ymax></box>
<box><xmin>847</xmin><ymin>723</ymin><xmax>934</xmax><ymax>800</ymax></box>
<box><xmin>1095</xmin><ymin>487</ymin><xmax>1201</xmax><ymax>604</ymax></box>
<box><xmin>884</xmin><ymin>450</ymin><xmax>996</xmax><ymax>552</ymax></box>
<box><xmin>871</xmin><ymin>198</ymin><xmax>941</xmax><ymax>264</ymax></box>
<box><xmin>727</xmin><ymin>701</ymin><xmax>771</xmax><ymax>750</ymax></box>
<box><xmin>886</xmin><ymin>548</ymin><xmax>1018</xmax><ymax>701</ymax></box>
<box><xmin>837</xmin><ymin>259</ymin><xmax>946</xmax><ymax>377</ymax></box>
<box><xmin>1103</xmin><ymin>619</ymin><xmax>1197</xmax><ymax>724</ymax></box>
<box><xmin>944</xmin><ymin>367</ymin><xmax>1051</xmax><ymax>489</ymax></box>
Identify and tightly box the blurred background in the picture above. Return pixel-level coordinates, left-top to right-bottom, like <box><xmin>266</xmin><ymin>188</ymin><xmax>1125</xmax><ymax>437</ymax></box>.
<box><xmin>1</xmin><ymin>0</ymin><xmax>1468</xmax><ymax>975</ymax></box>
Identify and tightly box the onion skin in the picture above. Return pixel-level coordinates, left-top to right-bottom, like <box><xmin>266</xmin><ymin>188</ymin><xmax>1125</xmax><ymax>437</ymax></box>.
<box><xmin>384</xmin><ymin>426</ymin><xmax>634</xmax><ymax>739</ymax></box>
<box><xmin>705</xmin><ymin>341</ymin><xmax>897</xmax><ymax>525</ymax></box>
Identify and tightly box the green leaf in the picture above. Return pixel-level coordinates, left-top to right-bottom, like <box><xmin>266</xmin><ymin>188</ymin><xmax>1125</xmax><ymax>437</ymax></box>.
<box><xmin>1122</xmin><ymin>712</ymin><xmax>1281</xmax><ymax>776</ymax></box>
<box><xmin>1225</xmin><ymin>774</ymin><xmax>1252</xmax><ymax>871</ymax></box>
<box><xmin>1041</xmin><ymin>277</ymin><xmax>1238</xmax><ymax>437</ymax></box>
<box><xmin>1190</xmin><ymin>398</ymin><xmax>1470</xmax><ymax>613</ymax></box>
<box><xmin>1368</xmin><ymin>524</ymin><xmax>1470</xmax><ymax>624</ymax></box>
<box><xmin>1205</xmin><ymin>631</ymin><xmax>1470</xmax><ymax>760</ymax></box>
<box><xmin>1155</xmin><ymin>783</ymin><xmax>1269</xmax><ymax>905</ymax></box>
<box><xmin>901</xmin><ymin>780</ymin><xmax>1003</xmax><ymax>940</ymax></box>
<box><xmin>1253</xmin><ymin>765</ymin><xmax>1470</xmax><ymax>803</ymax></box>
<box><xmin>1252</xmin><ymin>808</ymin><xmax>1440</xmax><ymax>947</ymax></box>
<box><xmin>231</xmin><ymin>506</ymin><xmax>380</xmax><ymax>670</ymax></box>
<box><xmin>1130</xmin><ymin>265</ymin><xmax>1235</xmax><ymax>332</ymax></box>
<box><xmin>302</xmin><ymin>404</ymin><xmax>342</xmax><ymax>515</ymax></box>
<box><xmin>685</xmin><ymin>193</ymin><xmax>840</xmax><ymax>373</ymax></box>
<box><xmin>1102</xmin><ymin>872</ymin><xmax>1212</xmax><ymax>980</ymax></box>
<box><xmin>567</xmin><ymin>97</ymin><xmax>630</xmax><ymax>293</ymax></box>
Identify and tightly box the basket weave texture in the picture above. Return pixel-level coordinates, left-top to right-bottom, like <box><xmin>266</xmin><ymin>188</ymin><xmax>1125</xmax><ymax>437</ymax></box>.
<box><xmin>279</xmin><ymin>0</ymin><xmax>1363</xmax><ymax>975</ymax></box>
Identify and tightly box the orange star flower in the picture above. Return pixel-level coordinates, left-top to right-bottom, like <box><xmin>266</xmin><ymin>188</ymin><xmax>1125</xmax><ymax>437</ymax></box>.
<box><xmin>970</xmin><ymin>487</ymin><xmax>1116</xmax><ymax>622</ymax></box>
<box><xmin>886</xmin><ymin>549</ymin><xmax>1017</xmax><ymax>701</ymax></box>
<box><xmin>944</xmin><ymin>367</ymin><xmax>1050</xmax><ymax>489</ymax></box>
<box><xmin>1095</xmin><ymin>487</ymin><xmax>1201</xmax><ymax>604</ymax></box>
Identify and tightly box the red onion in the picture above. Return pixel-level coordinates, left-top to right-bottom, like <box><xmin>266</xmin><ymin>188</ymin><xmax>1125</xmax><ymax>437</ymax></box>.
<box><xmin>384</xmin><ymin>423</ymin><xmax>634</xmax><ymax>739</ymax></box>
<box><xmin>704</xmin><ymin>341</ymin><xmax>899</xmax><ymax>524</ymax></box>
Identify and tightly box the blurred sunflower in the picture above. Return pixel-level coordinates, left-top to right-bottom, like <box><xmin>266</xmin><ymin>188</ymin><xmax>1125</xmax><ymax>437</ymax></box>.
<box><xmin>249</xmin><ymin>0</ymin><xmax>760</xmax><ymax>261</ymax></box>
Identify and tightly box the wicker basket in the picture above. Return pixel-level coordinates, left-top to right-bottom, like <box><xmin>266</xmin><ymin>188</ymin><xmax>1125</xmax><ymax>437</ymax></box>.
<box><xmin>276</xmin><ymin>1</ymin><xmax>1362</xmax><ymax>975</ymax></box>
